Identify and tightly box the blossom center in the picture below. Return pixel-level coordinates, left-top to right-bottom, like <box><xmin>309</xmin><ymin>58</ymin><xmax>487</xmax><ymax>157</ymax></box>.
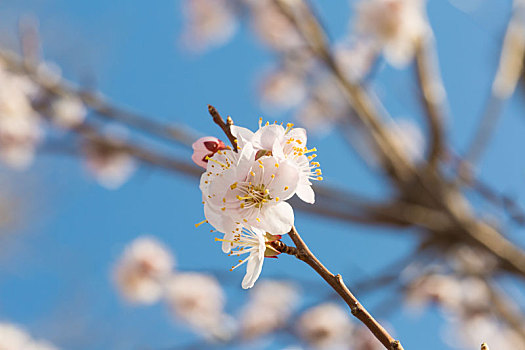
<box><xmin>237</xmin><ymin>183</ymin><xmax>273</xmax><ymax>209</ymax></box>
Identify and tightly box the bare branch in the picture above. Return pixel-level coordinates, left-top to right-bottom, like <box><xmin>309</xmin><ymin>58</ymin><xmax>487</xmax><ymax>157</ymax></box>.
<box><xmin>274</xmin><ymin>226</ymin><xmax>404</xmax><ymax>350</ymax></box>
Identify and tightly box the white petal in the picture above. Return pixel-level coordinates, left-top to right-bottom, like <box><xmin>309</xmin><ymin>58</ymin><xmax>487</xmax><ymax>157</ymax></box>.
<box><xmin>241</xmin><ymin>254</ymin><xmax>264</xmax><ymax>289</ymax></box>
<box><xmin>230</xmin><ymin>126</ymin><xmax>254</xmax><ymax>147</ymax></box>
<box><xmin>271</xmin><ymin>138</ymin><xmax>285</xmax><ymax>160</ymax></box>
<box><xmin>261</xmin><ymin>202</ymin><xmax>294</xmax><ymax>234</ymax></box>
<box><xmin>254</xmin><ymin>124</ymin><xmax>284</xmax><ymax>150</ymax></box>
<box><xmin>222</xmin><ymin>231</ymin><xmax>236</xmax><ymax>253</ymax></box>
<box><xmin>286</xmin><ymin>127</ymin><xmax>307</xmax><ymax>145</ymax></box>
<box><xmin>235</xmin><ymin>142</ymin><xmax>255</xmax><ymax>177</ymax></box>
<box><xmin>204</xmin><ymin>203</ymin><xmax>236</xmax><ymax>233</ymax></box>
<box><xmin>296</xmin><ymin>183</ymin><xmax>315</xmax><ymax>204</ymax></box>
<box><xmin>268</xmin><ymin>160</ymin><xmax>299</xmax><ymax>200</ymax></box>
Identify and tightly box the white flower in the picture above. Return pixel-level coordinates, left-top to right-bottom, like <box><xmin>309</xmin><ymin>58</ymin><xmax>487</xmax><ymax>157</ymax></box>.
<box><xmin>113</xmin><ymin>236</ymin><xmax>175</xmax><ymax>304</ymax></box>
<box><xmin>354</xmin><ymin>0</ymin><xmax>428</xmax><ymax>67</ymax></box>
<box><xmin>50</xmin><ymin>95</ymin><xmax>86</xmax><ymax>129</ymax></box>
<box><xmin>164</xmin><ymin>273</ymin><xmax>233</xmax><ymax>339</ymax></box>
<box><xmin>231</xmin><ymin>121</ymin><xmax>322</xmax><ymax>204</ymax></box>
<box><xmin>202</xmin><ymin>142</ymin><xmax>299</xmax><ymax>234</ymax></box>
<box><xmin>297</xmin><ymin>303</ymin><xmax>353</xmax><ymax>350</ymax></box>
<box><xmin>216</xmin><ymin>225</ymin><xmax>281</xmax><ymax>289</ymax></box>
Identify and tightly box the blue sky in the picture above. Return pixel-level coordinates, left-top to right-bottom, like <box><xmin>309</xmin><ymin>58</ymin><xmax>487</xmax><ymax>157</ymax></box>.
<box><xmin>0</xmin><ymin>0</ymin><xmax>522</xmax><ymax>349</ymax></box>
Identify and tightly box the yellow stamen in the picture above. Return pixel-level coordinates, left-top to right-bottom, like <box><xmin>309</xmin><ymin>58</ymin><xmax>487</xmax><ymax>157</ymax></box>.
<box><xmin>195</xmin><ymin>219</ymin><xmax>208</xmax><ymax>228</ymax></box>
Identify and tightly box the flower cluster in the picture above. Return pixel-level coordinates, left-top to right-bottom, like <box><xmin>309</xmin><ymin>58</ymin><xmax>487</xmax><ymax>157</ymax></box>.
<box><xmin>193</xmin><ymin>120</ymin><xmax>321</xmax><ymax>288</ymax></box>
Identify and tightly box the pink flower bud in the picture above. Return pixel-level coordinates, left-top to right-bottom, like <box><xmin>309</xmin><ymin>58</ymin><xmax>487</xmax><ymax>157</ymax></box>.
<box><xmin>192</xmin><ymin>136</ymin><xmax>227</xmax><ymax>168</ymax></box>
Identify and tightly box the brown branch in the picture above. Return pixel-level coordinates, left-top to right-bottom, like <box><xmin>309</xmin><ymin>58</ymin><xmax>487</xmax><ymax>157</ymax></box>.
<box><xmin>0</xmin><ymin>49</ymin><xmax>197</xmax><ymax>147</ymax></box>
<box><xmin>273</xmin><ymin>227</ymin><xmax>404</xmax><ymax>350</ymax></box>
<box><xmin>414</xmin><ymin>39</ymin><xmax>446</xmax><ymax>168</ymax></box>
<box><xmin>208</xmin><ymin>105</ymin><xmax>238</xmax><ymax>152</ymax></box>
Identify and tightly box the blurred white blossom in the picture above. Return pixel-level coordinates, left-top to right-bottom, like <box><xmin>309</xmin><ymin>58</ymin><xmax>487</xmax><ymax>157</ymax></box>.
<box><xmin>352</xmin><ymin>326</ymin><xmax>385</xmax><ymax>350</ymax></box>
<box><xmin>354</xmin><ymin>0</ymin><xmax>429</xmax><ymax>67</ymax></box>
<box><xmin>239</xmin><ymin>280</ymin><xmax>299</xmax><ymax>338</ymax></box>
<box><xmin>405</xmin><ymin>273</ymin><xmax>463</xmax><ymax>313</ymax></box>
<box><xmin>181</xmin><ymin>0</ymin><xmax>238</xmax><ymax>52</ymax></box>
<box><xmin>165</xmin><ymin>272</ymin><xmax>233</xmax><ymax>339</ymax></box>
<box><xmin>335</xmin><ymin>40</ymin><xmax>377</xmax><ymax>82</ymax></box>
<box><xmin>259</xmin><ymin>68</ymin><xmax>306</xmax><ymax>111</ymax></box>
<box><xmin>449</xmin><ymin>246</ymin><xmax>497</xmax><ymax>276</ymax></box>
<box><xmin>50</xmin><ymin>95</ymin><xmax>86</xmax><ymax>129</ymax></box>
<box><xmin>113</xmin><ymin>236</ymin><xmax>175</xmax><ymax>304</ymax></box>
<box><xmin>0</xmin><ymin>322</ymin><xmax>59</xmax><ymax>350</ymax></box>
<box><xmin>248</xmin><ymin>0</ymin><xmax>303</xmax><ymax>51</ymax></box>
<box><xmin>0</xmin><ymin>61</ymin><xmax>42</xmax><ymax>170</ymax></box>
<box><xmin>294</xmin><ymin>76</ymin><xmax>350</xmax><ymax>133</ymax></box>
<box><xmin>445</xmin><ymin>314</ymin><xmax>525</xmax><ymax>350</ymax></box>
<box><xmin>297</xmin><ymin>303</ymin><xmax>353</xmax><ymax>350</ymax></box>
<box><xmin>84</xmin><ymin>141</ymin><xmax>136</xmax><ymax>189</ymax></box>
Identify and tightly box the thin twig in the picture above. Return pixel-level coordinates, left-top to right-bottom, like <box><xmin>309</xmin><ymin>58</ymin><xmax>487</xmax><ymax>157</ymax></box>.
<box><xmin>207</xmin><ymin>105</ymin><xmax>237</xmax><ymax>151</ymax></box>
<box><xmin>273</xmin><ymin>227</ymin><xmax>404</xmax><ymax>350</ymax></box>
